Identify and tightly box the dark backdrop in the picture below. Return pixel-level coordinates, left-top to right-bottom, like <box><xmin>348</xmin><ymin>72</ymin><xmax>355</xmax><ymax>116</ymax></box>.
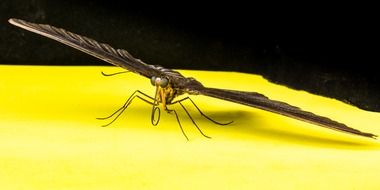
<box><xmin>1</xmin><ymin>0</ymin><xmax>379</xmax><ymax>111</ymax></box>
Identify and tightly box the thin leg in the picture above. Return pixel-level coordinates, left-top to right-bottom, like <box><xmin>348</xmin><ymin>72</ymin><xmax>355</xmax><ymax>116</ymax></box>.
<box><xmin>98</xmin><ymin>91</ymin><xmax>158</xmax><ymax>127</ymax></box>
<box><xmin>101</xmin><ymin>95</ymin><xmax>156</xmax><ymax>127</ymax></box>
<box><xmin>166</xmin><ymin>109</ymin><xmax>189</xmax><ymax>141</ymax></box>
<box><xmin>177</xmin><ymin>102</ymin><xmax>211</xmax><ymax>138</ymax></box>
<box><xmin>97</xmin><ymin>90</ymin><xmax>156</xmax><ymax>120</ymax></box>
<box><xmin>171</xmin><ymin>97</ymin><xmax>233</xmax><ymax>125</ymax></box>
<box><xmin>101</xmin><ymin>71</ymin><xmax>129</xmax><ymax>76</ymax></box>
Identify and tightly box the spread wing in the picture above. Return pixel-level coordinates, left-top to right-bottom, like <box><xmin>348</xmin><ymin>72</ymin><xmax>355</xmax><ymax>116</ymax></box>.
<box><xmin>191</xmin><ymin>87</ymin><xmax>377</xmax><ymax>139</ymax></box>
<box><xmin>8</xmin><ymin>18</ymin><xmax>161</xmax><ymax>78</ymax></box>
<box><xmin>9</xmin><ymin>18</ymin><xmax>376</xmax><ymax>139</ymax></box>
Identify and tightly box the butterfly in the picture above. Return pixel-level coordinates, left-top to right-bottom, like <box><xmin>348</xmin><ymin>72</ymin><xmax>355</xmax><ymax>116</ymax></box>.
<box><xmin>9</xmin><ymin>18</ymin><xmax>377</xmax><ymax>140</ymax></box>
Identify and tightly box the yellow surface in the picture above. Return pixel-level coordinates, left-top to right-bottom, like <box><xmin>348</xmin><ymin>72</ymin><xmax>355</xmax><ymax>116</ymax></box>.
<box><xmin>0</xmin><ymin>65</ymin><xmax>379</xmax><ymax>189</ymax></box>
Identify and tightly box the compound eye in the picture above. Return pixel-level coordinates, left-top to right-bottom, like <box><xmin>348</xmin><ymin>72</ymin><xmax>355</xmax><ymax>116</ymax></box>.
<box><xmin>150</xmin><ymin>76</ymin><xmax>157</xmax><ymax>86</ymax></box>
<box><xmin>159</xmin><ymin>77</ymin><xmax>169</xmax><ymax>87</ymax></box>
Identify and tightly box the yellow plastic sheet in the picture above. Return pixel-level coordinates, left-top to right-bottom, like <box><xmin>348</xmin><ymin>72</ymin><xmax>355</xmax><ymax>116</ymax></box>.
<box><xmin>1</xmin><ymin>65</ymin><xmax>379</xmax><ymax>189</ymax></box>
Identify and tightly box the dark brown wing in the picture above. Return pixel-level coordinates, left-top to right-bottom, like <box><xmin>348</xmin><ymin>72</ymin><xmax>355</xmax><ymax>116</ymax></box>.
<box><xmin>8</xmin><ymin>18</ymin><xmax>161</xmax><ymax>78</ymax></box>
<box><xmin>9</xmin><ymin>18</ymin><xmax>376</xmax><ymax>139</ymax></box>
<box><xmin>193</xmin><ymin>87</ymin><xmax>377</xmax><ymax>139</ymax></box>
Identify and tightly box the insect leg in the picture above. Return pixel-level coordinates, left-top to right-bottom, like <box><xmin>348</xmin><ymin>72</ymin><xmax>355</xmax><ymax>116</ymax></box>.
<box><xmin>101</xmin><ymin>71</ymin><xmax>129</xmax><ymax>76</ymax></box>
<box><xmin>97</xmin><ymin>90</ymin><xmax>158</xmax><ymax>127</ymax></box>
<box><xmin>165</xmin><ymin>108</ymin><xmax>189</xmax><ymax>141</ymax></box>
<box><xmin>170</xmin><ymin>97</ymin><xmax>233</xmax><ymax>125</ymax></box>
<box><xmin>177</xmin><ymin>102</ymin><xmax>211</xmax><ymax>139</ymax></box>
<box><xmin>97</xmin><ymin>90</ymin><xmax>155</xmax><ymax>120</ymax></box>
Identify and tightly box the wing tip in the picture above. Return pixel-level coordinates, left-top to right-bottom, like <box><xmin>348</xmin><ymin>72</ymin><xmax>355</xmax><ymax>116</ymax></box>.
<box><xmin>366</xmin><ymin>133</ymin><xmax>378</xmax><ymax>139</ymax></box>
<box><xmin>8</xmin><ymin>18</ymin><xmax>17</xmax><ymax>24</ymax></box>
<box><xmin>355</xmin><ymin>131</ymin><xmax>377</xmax><ymax>139</ymax></box>
<box><xmin>8</xmin><ymin>18</ymin><xmax>29</xmax><ymax>29</ymax></box>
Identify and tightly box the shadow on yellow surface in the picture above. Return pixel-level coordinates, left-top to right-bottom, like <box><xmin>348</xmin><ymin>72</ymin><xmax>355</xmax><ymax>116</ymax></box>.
<box><xmin>1</xmin><ymin>65</ymin><xmax>379</xmax><ymax>189</ymax></box>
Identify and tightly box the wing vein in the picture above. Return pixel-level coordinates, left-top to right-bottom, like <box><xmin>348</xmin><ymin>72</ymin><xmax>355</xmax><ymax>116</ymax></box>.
<box><xmin>196</xmin><ymin>87</ymin><xmax>377</xmax><ymax>139</ymax></box>
<box><xmin>8</xmin><ymin>18</ymin><xmax>160</xmax><ymax>78</ymax></box>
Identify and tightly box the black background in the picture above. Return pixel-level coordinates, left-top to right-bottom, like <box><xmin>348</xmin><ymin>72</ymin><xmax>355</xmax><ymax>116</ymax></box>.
<box><xmin>1</xmin><ymin>0</ymin><xmax>379</xmax><ymax>111</ymax></box>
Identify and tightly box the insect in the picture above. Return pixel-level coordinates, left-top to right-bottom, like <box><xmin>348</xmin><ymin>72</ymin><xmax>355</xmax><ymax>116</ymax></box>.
<box><xmin>9</xmin><ymin>18</ymin><xmax>377</xmax><ymax>140</ymax></box>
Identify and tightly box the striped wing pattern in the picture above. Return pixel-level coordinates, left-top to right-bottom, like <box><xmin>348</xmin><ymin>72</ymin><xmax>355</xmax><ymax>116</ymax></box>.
<box><xmin>9</xmin><ymin>18</ymin><xmax>377</xmax><ymax>139</ymax></box>
<box><xmin>194</xmin><ymin>87</ymin><xmax>377</xmax><ymax>138</ymax></box>
<box><xmin>8</xmin><ymin>18</ymin><xmax>161</xmax><ymax>78</ymax></box>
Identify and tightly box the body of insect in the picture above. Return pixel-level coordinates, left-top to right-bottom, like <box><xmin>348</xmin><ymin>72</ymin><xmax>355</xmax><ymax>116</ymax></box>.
<box><xmin>96</xmin><ymin>68</ymin><xmax>227</xmax><ymax>140</ymax></box>
<box><xmin>8</xmin><ymin>18</ymin><xmax>377</xmax><ymax>140</ymax></box>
